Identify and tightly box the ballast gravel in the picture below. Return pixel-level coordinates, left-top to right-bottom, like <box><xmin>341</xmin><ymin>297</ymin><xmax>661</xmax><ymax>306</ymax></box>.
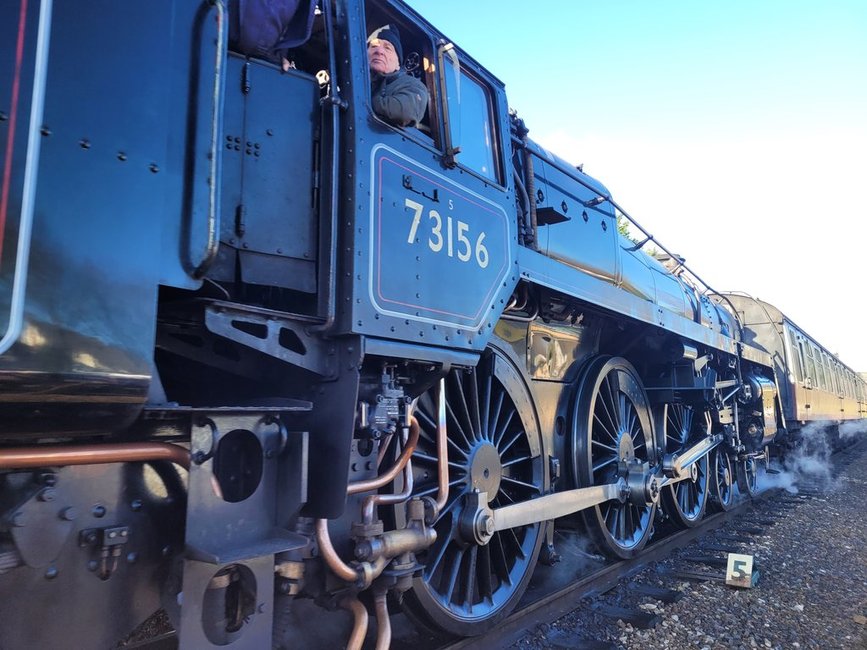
<box><xmin>512</xmin><ymin>442</ymin><xmax>867</xmax><ymax>650</ymax></box>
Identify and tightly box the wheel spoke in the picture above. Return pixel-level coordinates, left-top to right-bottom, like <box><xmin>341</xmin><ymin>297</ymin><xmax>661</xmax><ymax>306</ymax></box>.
<box><xmin>469</xmin><ymin>371</ymin><xmax>482</xmax><ymax>442</ymax></box>
<box><xmin>498</xmin><ymin>425</ymin><xmax>524</xmax><ymax>456</ymax></box>
<box><xmin>446</xmin><ymin>400</ymin><xmax>474</xmax><ymax>450</ymax></box>
<box><xmin>501</xmin><ymin>475</ymin><xmax>542</xmax><ymax>493</ymax></box>
<box><xmin>493</xmin><ymin>533</ymin><xmax>512</xmax><ymax>585</ymax></box>
<box><xmin>453</xmin><ymin>372</ymin><xmax>478</xmax><ymax>443</ymax></box>
<box><xmin>481</xmin><ymin>373</ymin><xmax>492</xmax><ymax>439</ymax></box>
<box><xmin>597</xmin><ymin>377</ymin><xmax>619</xmax><ymax>435</ymax></box>
<box><xmin>413</xmin><ymin>452</ymin><xmax>464</xmax><ymax>471</ymax></box>
<box><xmin>493</xmin><ymin>408</ymin><xmax>516</xmax><ymax>447</ymax></box>
<box><xmin>502</xmin><ymin>454</ymin><xmax>532</xmax><ymax>468</ymax></box>
<box><xmin>425</xmin><ymin>528</ymin><xmax>454</xmax><ymax>579</ymax></box>
<box><xmin>413</xmin><ymin>476</ymin><xmax>465</xmax><ymax>499</ymax></box>
<box><xmin>446</xmin><ymin>434</ymin><xmax>469</xmax><ymax>459</ymax></box>
<box><xmin>478</xmin><ymin>544</ymin><xmax>494</xmax><ymax>599</ymax></box>
<box><xmin>593</xmin><ymin>456</ymin><xmax>618</xmax><ymax>472</ymax></box>
<box><xmin>487</xmin><ymin>389</ymin><xmax>505</xmax><ymax>443</ymax></box>
<box><xmin>592</xmin><ymin>412</ymin><xmax>618</xmax><ymax>443</ymax></box>
<box><xmin>497</xmin><ymin>486</ymin><xmax>516</xmax><ymax>503</ymax></box>
<box><xmin>507</xmin><ymin>527</ymin><xmax>526</xmax><ymax>560</ymax></box>
<box><xmin>462</xmin><ymin>546</ymin><xmax>478</xmax><ymax>608</ymax></box>
<box><xmin>591</xmin><ymin>440</ymin><xmax>618</xmax><ymax>453</ymax></box>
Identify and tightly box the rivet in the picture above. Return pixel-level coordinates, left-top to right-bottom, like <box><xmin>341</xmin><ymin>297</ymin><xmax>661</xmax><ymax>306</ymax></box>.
<box><xmin>92</xmin><ymin>505</ymin><xmax>106</xmax><ymax>518</ymax></box>
<box><xmin>149</xmin><ymin>163</ymin><xmax>160</xmax><ymax>174</ymax></box>
<box><xmin>130</xmin><ymin>499</ymin><xmax>143</xmax><ymax>512</ymax></box>
<box><xmin>117</xmin><ymin>152</ymin><xmax>127</xmax><ymax>161</ymax></box>
<box><xmin>40</xmin><ymin>125</ymin><xmax>51</xmax><ymax>136</ymax></box>
<box><xmin>79</xmin><ymin>139</ymin><xmax>91</xmax><ymax>149</ymax></box>
<box><xmin>44</xmin><ymin>567</ymin><xmax>59</xmax><ymax>580</ymax></box>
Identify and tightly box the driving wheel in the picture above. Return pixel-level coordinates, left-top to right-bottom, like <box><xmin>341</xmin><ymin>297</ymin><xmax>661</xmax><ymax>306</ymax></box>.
<box><xmin>572</xmin><ymin>357</ymin><xmax>657</xmax><ymax>559</ymax></box>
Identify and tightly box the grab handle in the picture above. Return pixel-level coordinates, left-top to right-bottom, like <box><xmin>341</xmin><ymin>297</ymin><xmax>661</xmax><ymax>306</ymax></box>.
<box><xmin>190</xmin><ymin>0</ymin><xmax>227</xmax><ymax>278</ymax></box>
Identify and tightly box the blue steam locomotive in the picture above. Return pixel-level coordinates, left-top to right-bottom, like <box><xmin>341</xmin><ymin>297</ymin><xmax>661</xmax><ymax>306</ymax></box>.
<box><xmin>1</xmin><ymin>0</ymin><xmax>864</xmax><ymax>647</ymax></box>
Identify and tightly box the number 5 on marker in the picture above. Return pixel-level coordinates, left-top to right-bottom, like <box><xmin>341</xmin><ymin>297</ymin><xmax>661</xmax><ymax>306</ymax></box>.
<box><xmin>726</xmin><ymin>553</ymin><xmax>755</xmax><ymax>588</ymax></box>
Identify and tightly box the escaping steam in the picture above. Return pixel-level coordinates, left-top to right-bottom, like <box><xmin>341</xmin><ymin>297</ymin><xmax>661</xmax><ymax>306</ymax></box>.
<box><xmin>838</xmin><ymin>419</ymin><xmax>867</xmax><ymax>441</ymax></box>
<box><xmin>758</xmin><ymin>420</ymin><xmax>863</xmax><ymax>494</ymax></box>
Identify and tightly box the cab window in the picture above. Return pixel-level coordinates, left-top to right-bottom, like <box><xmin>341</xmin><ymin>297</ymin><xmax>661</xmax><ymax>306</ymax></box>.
<box><xmin>443</xmin><ymin>65</ymin><xmax>497</xmax><ymax>181</ymax></box>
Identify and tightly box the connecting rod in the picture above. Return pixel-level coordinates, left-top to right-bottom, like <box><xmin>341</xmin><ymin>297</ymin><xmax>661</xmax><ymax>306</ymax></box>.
<box><xmin>658</xmin><ymin>434</ymin><xmax>723</xmax><ymax>489</ymax></box>
<box><xmin>492</xmin><ymin>480</ymin><xmax>627</xmax><ymax>533</ymax></box>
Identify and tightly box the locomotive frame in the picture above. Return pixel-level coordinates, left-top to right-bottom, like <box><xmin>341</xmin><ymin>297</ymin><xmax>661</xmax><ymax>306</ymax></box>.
<box><xmin>1</xmin><ymin>0</ymin><xmax>865</xmax><ymax>647</ymax></box>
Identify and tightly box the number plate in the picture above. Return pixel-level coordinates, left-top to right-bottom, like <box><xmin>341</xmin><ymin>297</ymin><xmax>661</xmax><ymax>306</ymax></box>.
<box><xmin>369</xmin><ymin>145</ymin><xmax>511</xmax><ymax>330</ymax></box>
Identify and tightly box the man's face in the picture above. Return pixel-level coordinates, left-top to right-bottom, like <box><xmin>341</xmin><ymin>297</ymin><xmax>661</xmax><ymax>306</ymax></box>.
<box><xmin>368</xmin><ymin>38</ymin><xmax>400</xmax><ymax>75</ymax></box>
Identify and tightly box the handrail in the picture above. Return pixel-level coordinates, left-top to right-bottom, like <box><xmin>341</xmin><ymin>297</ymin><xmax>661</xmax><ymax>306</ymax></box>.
<box><xmin>311</xmin><ymin>0</ymin><xmax>343</xmax><ymax>331</ymax></box>
<box><xmin>191</xmin><ymin>0</ymin><xmax>228</xmax><ymax>278</ymax></box>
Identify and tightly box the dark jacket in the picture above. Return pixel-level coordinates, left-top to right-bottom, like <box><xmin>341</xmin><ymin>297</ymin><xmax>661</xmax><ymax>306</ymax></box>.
<box><xmin>371</xmin><ymin>70</ymin><xmax>429</xmax><ymax>127</ymax></box>
<box><xmin>228</xmin><ymin>0</ymin><xmax>316</xmax><ymax>62</ymax></box>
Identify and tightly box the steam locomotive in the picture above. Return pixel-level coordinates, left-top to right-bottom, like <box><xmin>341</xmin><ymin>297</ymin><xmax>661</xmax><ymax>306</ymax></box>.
<box><xmin>1</xmin><ymin>1</ymin><xmax>864</xmax><ymax>647</ymax></box>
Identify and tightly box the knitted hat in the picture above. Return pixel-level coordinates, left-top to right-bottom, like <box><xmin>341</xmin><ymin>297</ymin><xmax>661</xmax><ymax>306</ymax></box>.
<box><xmin>368</xmin><ymin>24</ymin><xmax>403</xmax><ymax>63</ymax></box>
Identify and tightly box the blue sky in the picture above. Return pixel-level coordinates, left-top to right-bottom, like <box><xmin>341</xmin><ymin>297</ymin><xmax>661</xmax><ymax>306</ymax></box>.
<box><xmin>406</xmin><ymin>0</ymin><xmax>867</xmax><ymax>371</ymax></box>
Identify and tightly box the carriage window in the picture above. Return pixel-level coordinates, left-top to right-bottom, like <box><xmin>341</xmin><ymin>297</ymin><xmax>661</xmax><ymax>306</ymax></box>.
<box><xmin>800</xmin><ymin>340</ymin><xmax>815</xmax><ymax>386</ymax></box>
<box><xmin>811</xmin><ymin>345</ymin><xmax>826</xmax><ymax>389</ymax></box>
<box><xmin>439</xmin><ymin>47</ymin><xmax>499</xmax><ymax>183</ymax></box>
<box><xmin>824</xmin><ymin>355</ymin><xmax>836</xmax><ymax>395</ymax></box>
<box><xmin>787</xmin><ymin>328</ymin><xmax>803</xmax><ymax>381</ymax></box>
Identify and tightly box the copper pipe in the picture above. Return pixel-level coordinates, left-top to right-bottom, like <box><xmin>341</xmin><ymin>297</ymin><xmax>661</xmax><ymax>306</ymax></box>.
<box><xmin>314</xmin><ymin>518</ymin><xmax>359</xmax><ymax>584</ymax></box>
<box><xmin>434</xmin><ymin>378</ymin><xmax>449</xmax><ymax>514</ymax></box>
<box><xmin>362</xmin><ymin>457</ymin><xmax>414</xmax><ymax>524</ymax></box>
<box><xmin>373</xmin><ymin>590</ymin><xmax>391</xmax><ymax>650</ymax></box>
<box><xmin>347</xmin><ymin>417</ymin><xmax>419</xmax><ymax>495</ymax></box>
<box><xmin>341</xmin><ymin>596</ymin><xmax>369</xmax><ymax>650</ymax></box>
<box><xmin>0</xmin><ymin>442</ymin><xmax>191</xmax><ymax>470</ymax></box>
<box><xmin>376</xmin><ymin>432</ymin><xmax>393</xmax><ymax>469</ymax></box>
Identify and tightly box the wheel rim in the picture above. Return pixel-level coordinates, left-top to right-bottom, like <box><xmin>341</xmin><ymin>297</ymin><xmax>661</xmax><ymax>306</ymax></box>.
<box><xmin>738</xmin><ymin>457</ymin><xmax>759</xmax><ymax>496</ymax></box>
<box><xmin>711</xmin><ymin>449</ymin><xmax>734</xmax><ymax>510</ymax></box>
<box><xmin>657</xmin><ymin>403</ymin><xmax>709</xmax><ymax>526</ymax></box>
<box><xmin>403</xmin><ymin>350</ymin><xmax>545</xmax><ymax>634</ymax></box>
<box><xmin>573</xmin><ymin>357</ymin><xmax>656</xmax><ymax>557</ymax></box>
